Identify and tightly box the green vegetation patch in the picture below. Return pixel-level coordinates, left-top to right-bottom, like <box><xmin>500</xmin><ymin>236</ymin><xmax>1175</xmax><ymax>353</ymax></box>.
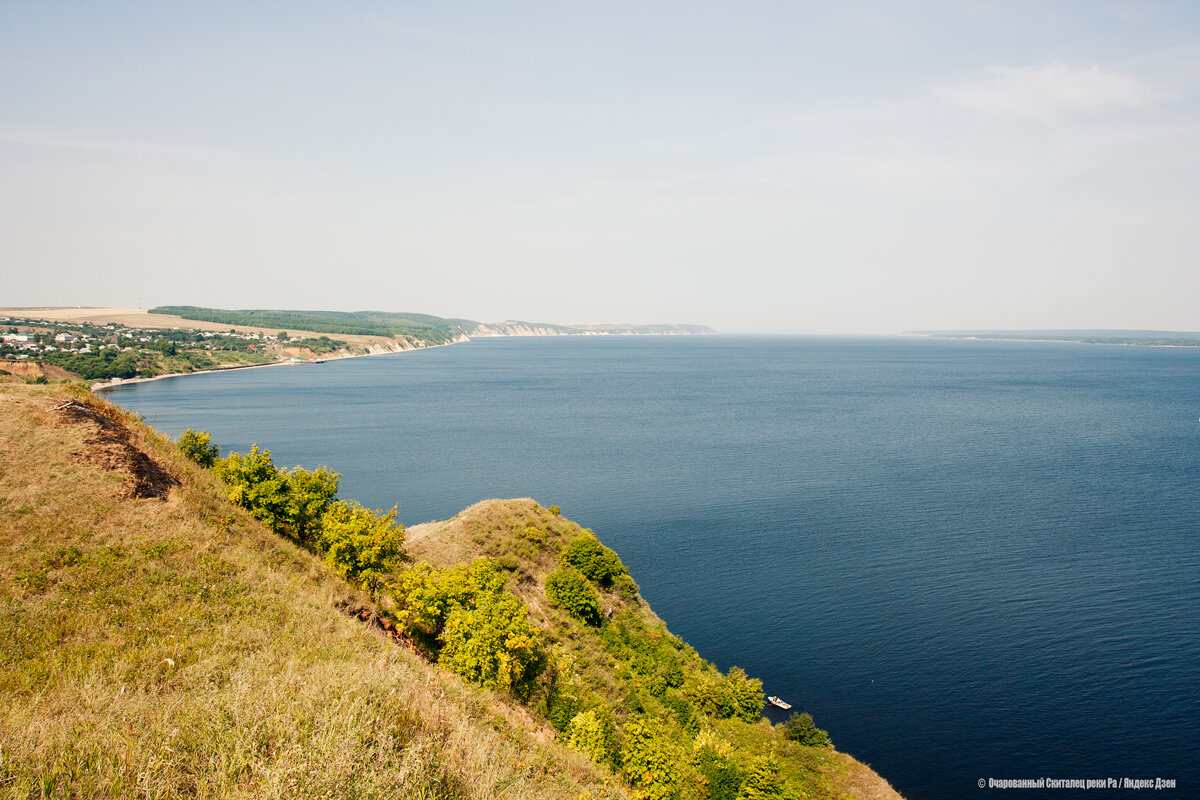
<box><xmin>545</xmin><ymin>565</ymin><xmax>603</xmax><ymax>625</ymax></box>
<box><xmin>152</xmin><ymin>306</ymin><xmax>474</xmax><ymax>345</ymax></box>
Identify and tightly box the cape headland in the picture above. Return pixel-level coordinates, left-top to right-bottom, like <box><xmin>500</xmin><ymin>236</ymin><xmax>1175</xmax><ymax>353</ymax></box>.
<box><xmin>0</xmin><ymin>379</ymin><xmax>901</xmax><ymax>799</ymax></box>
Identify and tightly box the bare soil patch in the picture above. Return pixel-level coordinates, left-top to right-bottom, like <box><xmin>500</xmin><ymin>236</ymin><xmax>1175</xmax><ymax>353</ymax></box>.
<box><xmin>0</xmin><ymin>361</ymin><xmax>77</xmax><ymax>380</ymax></box>
<box><xmin>49</xmin><ymin>400</ymin><xmax>178</xmax><ymax>499</ymax></box>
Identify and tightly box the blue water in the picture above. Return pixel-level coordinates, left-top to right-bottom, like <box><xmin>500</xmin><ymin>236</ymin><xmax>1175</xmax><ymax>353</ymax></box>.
<box><xmin>106</xmin><ymin>336</ymin><xmax>1200</xmax><ymax>799</ymax></box>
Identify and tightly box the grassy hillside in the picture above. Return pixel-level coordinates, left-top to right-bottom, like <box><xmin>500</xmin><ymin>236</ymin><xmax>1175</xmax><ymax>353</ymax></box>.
<box><xmin>0</xmin><ymin>382</ymin><xmax>899</xmax><ymax>799</ymax></box>
<box><xmin>405</xmin><ymin>503</ymin><xmax>901</xmax><ymax>800</ymax></box>
<box><xmin>0</xmin><ymin>383</ymin><xmax>621</xmax><ymax>799</ymax></box>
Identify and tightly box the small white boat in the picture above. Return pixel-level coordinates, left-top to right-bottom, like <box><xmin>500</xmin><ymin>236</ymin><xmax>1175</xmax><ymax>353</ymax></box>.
<box><xmin>767</xmin><ymin>696</ymin><xmax>792</xmax><ymax>710</ymax></box>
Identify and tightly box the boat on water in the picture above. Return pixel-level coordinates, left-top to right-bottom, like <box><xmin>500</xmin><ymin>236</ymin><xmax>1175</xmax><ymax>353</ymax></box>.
<box><xmin>767</xmin><ymin>696</ymin><xmax>792</xmax><ymax>710</ymax></box>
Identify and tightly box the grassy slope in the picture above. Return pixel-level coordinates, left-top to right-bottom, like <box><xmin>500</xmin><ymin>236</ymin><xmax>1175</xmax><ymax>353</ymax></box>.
<box><xmin>406</xmin><ymin>501</ymin><xmax>903</xmax><ymax>800</ymax></box>
<box><xmin>0</xmin><ymin>383</ymin><xmax>623</xmax><ymax>799</ymax></box>
<box><xmin>0</xmin><ymin>382</ymin><xmax>900</xmax><ymax>799</ymax></box>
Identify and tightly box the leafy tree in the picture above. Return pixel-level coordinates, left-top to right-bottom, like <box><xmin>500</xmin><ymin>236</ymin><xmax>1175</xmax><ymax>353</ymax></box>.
<box><xmin>736</xmin><ymin>755</ymin><xmax>786</xmax><ymax>800</ymax></box>
<box><xmin>686</xmin><ymin>667</ymin><xmax>763</xmax><ymax>722</ymax></box>
<box><xmin>563</xmin><ymin>533</ymin><xmax>627</xmax><ymax>587</ymax></box>
<box><xmin>177</xmin><ymin>428</ymin><xmax>220</xmax><ymax>467</ymax></box>
<box><xmin>283</xmin><ymin>465</ymin><xmax>340</xmax><ymax>544</ymax></box>
<box><xmin>614</xmin><ymin>572</ymin><xmax>641</xmax><ymax>601</ymax></box>
<box><xmin>214</xmin><ymin>445</ymin><xmax>338</xmax><ymax>543</ymax></box>
<box><xmin>318</xmin><ymin>500</ymin><xmax>405</xmax><ymax>593</ymax></box>
<box><xmin>695</xmin><ymin>744</ymin><xmax>744</xmax><ymax>800</ymax></box>
<box><xmin>567</xmin><ymin>707</ymin><xmax>618</xmax><ymax>768</ymax></box>
<box><xmin>438</xmin><ymin>585</ymin><xmax>545</xmax><ymax>697</ymax></box>
<box><xmin>150</xmin><ymin>337</ymin><xmax>176</xmax><ymax>355</ymax></box>
<box><xmin>392</xmin><ymin>559</ymin><xmax>547</xmax><ymax>696</ymax></box>
<box><xmin>391</xmin><ymin>561</ymin><xmax>481</xmax><ymax>639</ymax></box>
<box><xmin>215</xmin><ymin>445</ymin><xmax>290</xmax><ymax>530</ymax></box>
<box><xmin>781</xmin><ymin>711</ymin><xmax>831</xmax><ymax>748</ymax></box>
<box><xmin>621</xmin><ymin>718</ymin><xmax>683</xmax><ymax>800</ymax></box>
<box><xmin>545</xmin><ymin>565</ymin><xmax>603</xmax><ymax>625</ymax></box>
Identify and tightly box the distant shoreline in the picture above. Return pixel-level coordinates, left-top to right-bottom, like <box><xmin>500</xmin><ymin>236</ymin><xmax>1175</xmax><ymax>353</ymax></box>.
<box><xmin>903</xmin><ymin>332</ymin><xmax>1200</xmax><ymax>348</ymax></box>
<box><xmin>92</xmin><ymin>359</ymin><xmax>292</xmax><ymax>392</ymax></box>
<box><xmin>91</xmin><ymin>338</ymin><xmax>462</xmax><ymax>393</ymax></box>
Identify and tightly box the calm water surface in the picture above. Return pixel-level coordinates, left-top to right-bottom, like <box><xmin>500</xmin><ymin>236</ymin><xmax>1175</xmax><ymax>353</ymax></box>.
<box><xmin>107</xmin><ymin>336</ymin><xmax>1200</xmax><ymax>799</ymax></box>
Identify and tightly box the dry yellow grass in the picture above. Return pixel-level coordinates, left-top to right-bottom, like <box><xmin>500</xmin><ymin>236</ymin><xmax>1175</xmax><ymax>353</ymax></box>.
<box><xmin>0</xmin><ymin>383</ymin><xmax>625</xmax><ymax>800</ymax></box>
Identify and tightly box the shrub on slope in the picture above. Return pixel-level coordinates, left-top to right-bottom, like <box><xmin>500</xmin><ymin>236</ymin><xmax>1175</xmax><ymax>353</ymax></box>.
<box><xmin>0</xmin><ymin>384</ymin><xmax>623</xmax><ymax>800</ymax></box>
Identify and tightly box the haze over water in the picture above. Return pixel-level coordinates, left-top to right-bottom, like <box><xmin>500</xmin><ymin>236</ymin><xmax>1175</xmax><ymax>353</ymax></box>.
<box><xmin>107</xmin><ymin>336</ymin><xmax>1200</xmax><ymax>799</ymax></box>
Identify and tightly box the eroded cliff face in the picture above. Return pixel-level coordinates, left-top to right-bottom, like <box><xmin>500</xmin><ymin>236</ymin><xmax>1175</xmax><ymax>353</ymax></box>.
<box><xmin>0</xmin><ymin>360</ymin><xmax>78</xmax><ymax>380</ymax></box>
<box><xmin>470</xmin><ymin>322</ymin><xmax>573</xmax><ymax>337</ymax></box>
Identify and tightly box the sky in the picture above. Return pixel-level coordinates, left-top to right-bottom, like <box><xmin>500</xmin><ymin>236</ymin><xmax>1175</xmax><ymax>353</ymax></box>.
<box><xmin>2</xmin><ymin>1</ymin><xmax>1198</xmax><ymax>334</ymax></box>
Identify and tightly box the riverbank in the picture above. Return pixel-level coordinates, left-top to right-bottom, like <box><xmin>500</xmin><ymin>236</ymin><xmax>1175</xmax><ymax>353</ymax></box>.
<box><xmin>91</xmin><ymin>358</ymin><xmax>293</xmax><ymax>392</ymax></box>
<box><xmin>90</xmin><ymin>335</ymin><xmax>466</xmax><ymax>392</ymax></box>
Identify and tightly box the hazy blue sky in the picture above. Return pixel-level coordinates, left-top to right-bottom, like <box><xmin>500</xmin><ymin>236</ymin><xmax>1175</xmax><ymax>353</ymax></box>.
<box><xmin>2</xmin><ymin>1</ymin><xmax>1197</xmax><ymax>333</ymax></box>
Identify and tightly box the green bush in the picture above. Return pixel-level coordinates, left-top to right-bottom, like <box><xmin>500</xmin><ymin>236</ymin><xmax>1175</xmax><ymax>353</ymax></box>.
<box><xmin>391</xmin><ymin>559</ymin><xmax>546</xmax><ymax>696</ymax></box>
<box><xmin>317</xmin><ymin>500</ymin><xmax>405</xmax><ymax>593</ymax></box>
<box><xmin>695</xmin><ymin>745</ymin><xmax>743</xmax><ymax>800</ymax></box>
<box><xmin>438</xmin><ymin>586</ymin><xmax>545</xmax><ymax>697</ymax></box>
<box><xmin>545</xmin><ymin>678</ymin><xmax>582</xmax><ymax>733</ymax></box>
<box><xmin>215</xmin><ymin>445</ymin><xmax>289</xmax><ymax>529</ymax></box>
<box><xmin>545</xmin><ymin>566</ymin><xmax>602</xmax><ymax>625</ymax></box>
<box><xmin>392</xmin><ymin>560</ymin><xmax>493</xmax><ymax>639</ymax></box>
<box><xmin>781</xmin><ymin>711</ymin><xmax>831</xmax><ymax>748</ymax></box>
<box><xmin>177</xmin><ymin>428</ymin><xmax>220</xmax><ymax>468</ymax></box>
<box><xmin>283</xmin><ymin>465</ymin><xmax>341</xmax><ymax>544</ymax></box>
<box><xmin>563</xmin><ymin>533</ymin><xmax>627</xmax><ymax>587</ymax></box>
<box><xmin>685</xmin><ymin>667</ymin><xmax>763</xmax><ymax>722</ymax></box>
<box><xmin>660</xmin><ymin>692</ymin><xmax>696</xmax><ymax>732</ymax></box>
<box><xmin>614</xmin><ymin>572</ymin><xmax>641</xmax><ymax>601</ymax></box>
<box><xmin>214</xmin><ymin>445</ymin><xmax>338</xmax><ymax>544</ymax></box>
<box><xmin>735</xmin><ymin>755</ymin><xmax>787</xmax><ymax>799</ymax></box>
<box><xmin>621</xmin><ymin>717</ymin><xmax>683</xmax><ymax>800</ymax></box>
<box><xmin>567</xmin><ymin>707</ymin><xmax>618</xmax><ymax>768</ymax></box>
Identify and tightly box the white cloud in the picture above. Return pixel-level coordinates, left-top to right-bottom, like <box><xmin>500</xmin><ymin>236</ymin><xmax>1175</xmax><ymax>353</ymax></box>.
<box><xmin>938</xmin><ymin>62</ymin><xmax>1160</xmax><ymax>120</ymax></box>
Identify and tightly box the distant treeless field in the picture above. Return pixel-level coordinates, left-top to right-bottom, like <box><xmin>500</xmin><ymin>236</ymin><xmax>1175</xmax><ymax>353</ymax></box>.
<box><xmin>0</xmin><ymin>307</ymin><xmax>401</xmax><ymax>349</ymax></box>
